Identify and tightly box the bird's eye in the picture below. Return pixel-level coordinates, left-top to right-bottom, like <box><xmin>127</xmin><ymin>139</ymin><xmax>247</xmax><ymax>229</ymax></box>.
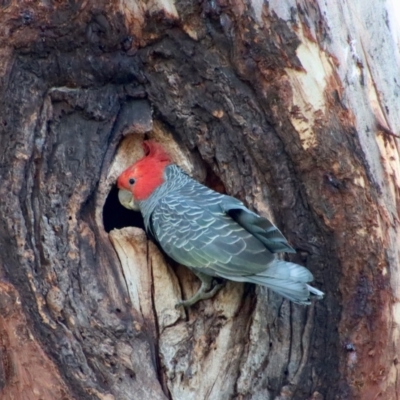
<box><xmin>129</xmin><ymin>178</ymin><xmax>136</xmax><ymax>185</ymax></box>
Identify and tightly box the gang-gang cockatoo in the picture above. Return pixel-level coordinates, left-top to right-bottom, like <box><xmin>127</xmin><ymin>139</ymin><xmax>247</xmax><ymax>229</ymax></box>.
<box><xmin>117</xmin><ymin>141</ymin><xmax>324</xmax><ymax>307</ymax></box>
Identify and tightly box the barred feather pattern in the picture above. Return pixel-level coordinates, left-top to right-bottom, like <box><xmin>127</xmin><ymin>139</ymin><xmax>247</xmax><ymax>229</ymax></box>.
<box><xmin>137</xmin><ymin>165</ymin><xmax>323</xmax><ymax>304</ymax></box>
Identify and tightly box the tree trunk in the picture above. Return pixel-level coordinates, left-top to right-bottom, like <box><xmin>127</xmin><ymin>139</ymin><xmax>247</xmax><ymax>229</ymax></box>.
<box><xmin>0</xmin><ymin>1</ymin><xmax>399</xmax><ymax>399</ymax></box>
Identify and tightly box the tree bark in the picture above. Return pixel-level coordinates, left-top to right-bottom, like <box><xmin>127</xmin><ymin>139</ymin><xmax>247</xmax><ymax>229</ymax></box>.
<box><xmin>0</xmin><ymin>1</ymin><xmax>399</xmax><ymax>399</ymax></box>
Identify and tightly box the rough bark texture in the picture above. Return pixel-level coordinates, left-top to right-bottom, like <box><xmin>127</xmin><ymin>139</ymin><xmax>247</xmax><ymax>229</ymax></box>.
<box><xmin>0</xmin><ymin>1</ymin><xmax>399</xmax><ymax>399</ymax></box>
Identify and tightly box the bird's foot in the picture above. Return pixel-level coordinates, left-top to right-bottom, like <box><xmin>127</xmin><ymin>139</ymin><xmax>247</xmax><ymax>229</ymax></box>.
<box><xmin>175</xmin><ymin>281</ymin><xmax>224</xmax><ymax>308</ymax></box>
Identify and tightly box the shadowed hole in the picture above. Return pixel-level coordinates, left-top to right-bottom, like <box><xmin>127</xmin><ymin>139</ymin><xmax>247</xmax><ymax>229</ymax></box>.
<box><xmin>103</xmin><ymin>186</ymin><xmax>145</xmax><ymax>232</ymax></box>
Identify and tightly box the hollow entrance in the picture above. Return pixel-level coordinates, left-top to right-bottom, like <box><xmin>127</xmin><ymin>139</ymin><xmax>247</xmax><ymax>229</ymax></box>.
<box><xmin>103</xmin><ymin>186</ymin><xmax>145</xmax><ymax>232</ymax></box>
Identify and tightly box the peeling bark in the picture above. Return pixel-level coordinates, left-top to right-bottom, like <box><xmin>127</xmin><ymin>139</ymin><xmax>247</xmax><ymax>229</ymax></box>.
<box><xmin>0</xmin><ymin>1</ymin><xmax>399</xmax><ymax>399</ymax></box>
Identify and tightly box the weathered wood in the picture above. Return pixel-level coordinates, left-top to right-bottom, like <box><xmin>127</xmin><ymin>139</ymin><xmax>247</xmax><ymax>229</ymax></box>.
<box><xmin>0</xmin><ymin>0</ymin><xmax>399</xmax><ymax>399</ymax></box>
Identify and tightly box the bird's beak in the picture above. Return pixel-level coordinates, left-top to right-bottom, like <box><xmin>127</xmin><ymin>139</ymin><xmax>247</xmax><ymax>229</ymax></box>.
<box><xmin>118</xmin><ymin>189</ymin><xmax>140</xmax><ymax>211</ymax></box>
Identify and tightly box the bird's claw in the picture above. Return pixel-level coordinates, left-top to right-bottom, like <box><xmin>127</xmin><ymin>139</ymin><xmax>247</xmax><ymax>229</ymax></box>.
<box><xmin>175</xmin><ymin>282</ymin><xmax>224</xmax><ymax>308</ymax></box>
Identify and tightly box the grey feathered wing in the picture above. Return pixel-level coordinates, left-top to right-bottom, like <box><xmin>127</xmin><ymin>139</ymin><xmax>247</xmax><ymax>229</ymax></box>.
<box><xmin>149</xmin><ymin>181</ymin><xmax>323</xmax><ymax>304</ymax></box>
<box><xmin>219</xmin><ymin>195</ymin><xmax>296</xmax><ymax>254</ymax></box>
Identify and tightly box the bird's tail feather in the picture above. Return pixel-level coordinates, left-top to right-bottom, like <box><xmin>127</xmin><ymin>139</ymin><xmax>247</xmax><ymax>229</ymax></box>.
<box><xmin>253</xmin><ymin>277</ymin><xmax>310</xmax><ymax>303</ymax></box>
<box><xmin>219</xmin><ymin>260</ymin><xmax>324</xmax><ymax>304</ymax></box>
<box><xmin>306</xmin><ymin>284</ymin><xmax>324</xmax><ymax>298</ymax></box>
<box><xmin>256</xmin><ymin>260</ymin><xmax>313</xmax><ymax>282</ymax></box>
